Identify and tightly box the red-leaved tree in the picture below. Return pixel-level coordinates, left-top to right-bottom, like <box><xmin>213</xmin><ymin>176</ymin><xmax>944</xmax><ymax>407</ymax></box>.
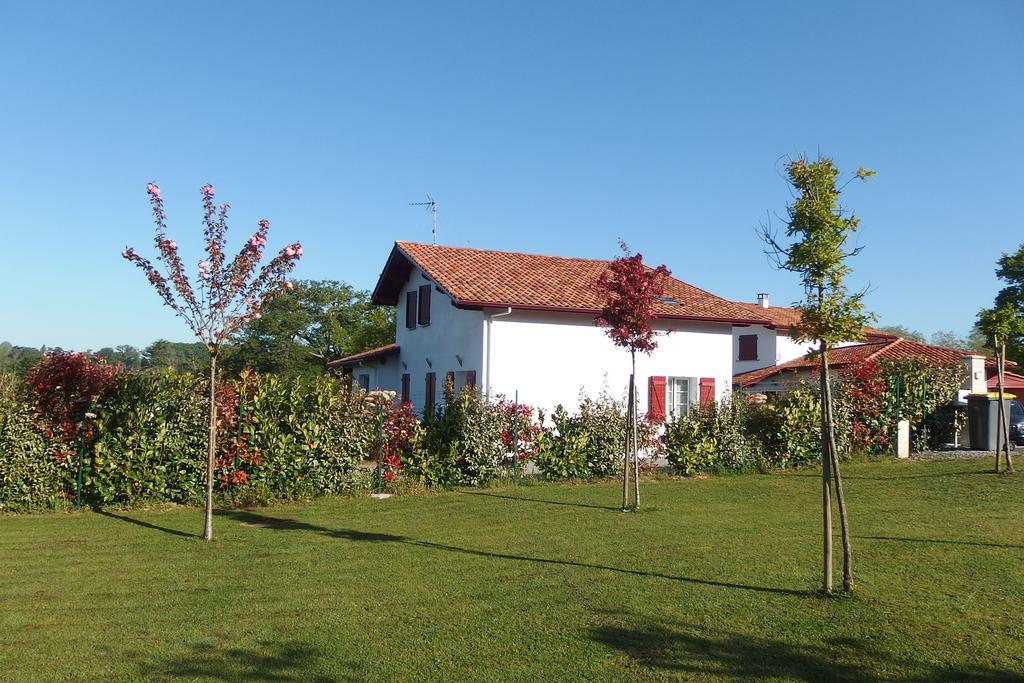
<box><xmin>596</xmin><ymin>241</ymin><xmax>670</xmax><ymax>510</ymax></box>
<box><xmin>25</xmin><ymin>352</ymin><xmax>120</xmax><ymax>500</ymax></box>
<box><xmin>122</xmin><ymin>182</ymin><xmax>302</xmax><ymax>540</ymax></box>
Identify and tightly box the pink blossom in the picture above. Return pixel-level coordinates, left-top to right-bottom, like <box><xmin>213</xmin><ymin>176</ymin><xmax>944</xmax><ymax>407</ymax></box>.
<box><xmin>201</xmin><ymin>184</ymin><xmax>215</xmax><ymax>196</ymax></box>
<box><xmin>167</xmin><ymin>240</ymin><xmax>177</xmax><ymax>250</ymax></box>
<box><xmin>146</xmin><ymin>183</ymin><xmax>161</xmax><ymax>199</ymax></box>
<box><xmin>284</xmin><ymin>281</ymin><xmax>294</xmax><ymax>290</ymax></box>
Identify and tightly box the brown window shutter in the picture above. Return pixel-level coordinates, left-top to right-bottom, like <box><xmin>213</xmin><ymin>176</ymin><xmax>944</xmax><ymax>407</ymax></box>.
<box><xmin>424</xmin><ymin>372</ymin><xmax>436</xmax><ymax>416</ymax></box>
<box><xmin>466</xmin><ymin>370</ymin><xmax>476</xmax><ymax>390</ymax></box>
<box><xmin>418</xmin><ymin>284</ymin><xmax>432</xmax><ymax>326</ymax></box>
<box><xmin>401</xmin><ymin>373</ymin><xmax>410</xmax><ymax>405</ymax></box>
<box><xmin>648</xmin><ymin>376</ymin><xmax>667</xmax><ymax>421</ymax></box>
<box><xmin>699</xmin><ymin>377</ymin><xmax>716</xmax><ymax>407</ymax></box>
<box><xmin>738</xmin><ymin>334</ymin><xmax>758</xmax><ymax>361</ymax></box>
<box><xmin>445</xmin><ymin>371</ymin><xmax>455</xmax><ymax>397</ymax></box>
<box><xmin>406</xmin><ymin>291</ymin><xmax>418</xmax><ymax>329</ymax></box>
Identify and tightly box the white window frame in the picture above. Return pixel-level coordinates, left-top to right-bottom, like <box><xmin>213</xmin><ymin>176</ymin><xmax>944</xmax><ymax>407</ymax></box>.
<box><xmin>666</xmin><ymin>377</ymin><xmax>691</xmax><ymax>417</ymax></box>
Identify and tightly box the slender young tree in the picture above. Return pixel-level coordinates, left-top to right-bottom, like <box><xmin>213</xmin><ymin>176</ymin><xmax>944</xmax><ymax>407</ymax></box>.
<box><xmin>978</xmin><ymin>304</ymin><xmax>1020</xmax><ymax>473</ymax></box>
<box><xmin>123</xmin><ymin>182</ymin><xmax>302</xmax><ymax>540</ymax></box>
<box><xmin>762</xmin><ymin>156</ymin><xmax>874</xmax><ymax>593</ymax></box>
<box><xmin>596</xmin><ymin>242</ymin><xmax>670</xmax><ymax>511</ymax></box>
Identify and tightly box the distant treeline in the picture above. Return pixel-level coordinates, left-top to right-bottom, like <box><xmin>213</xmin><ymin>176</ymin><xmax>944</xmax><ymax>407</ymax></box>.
<box><xmin>1</xmin><ymin>279</ymin><xmax>396</xmax><ymax>379</ymax></box>
<box><xmin>0</xmin><ymin>340</ymin><xmax>209</xmax><ymax>376</ymax></box>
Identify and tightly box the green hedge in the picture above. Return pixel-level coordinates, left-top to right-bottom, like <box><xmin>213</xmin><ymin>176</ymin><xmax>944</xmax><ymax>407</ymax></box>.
<box><xmin>1</xmin><ymin>369</ymin><xmax>380</xmax><ymax>512</ymax></box>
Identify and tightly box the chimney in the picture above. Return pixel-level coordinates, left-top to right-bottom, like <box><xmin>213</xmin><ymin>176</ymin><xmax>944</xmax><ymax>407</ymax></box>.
<box><xmin>756</xmin><ymin>293</ymin><xmax>770</xmax><ymax>309</ymax></box>
<box><xmin>961</xmin><ymin>354</ymin><xmax>987</xmax><ymax>394</ymax></box>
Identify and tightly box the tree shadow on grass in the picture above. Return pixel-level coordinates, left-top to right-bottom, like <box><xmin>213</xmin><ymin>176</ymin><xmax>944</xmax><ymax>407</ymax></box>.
<box><xmin>95</xmin><ymin>509</ymin><xmax>197</xmax><ymax>539</ymax></box>
<box><xmin>222</xmin><ymin>511</ymin><xmax>809</xmax><ymax>597</ymax></box>
<box><xmin>140</xmin><ymin>638</ymin><xmax>365</xmax><ymax>682</ymax></box>
<box><xmin>458</xmin><ymin>490</ymin><xmax>620</xmax><ymax>511</ymax></box>
<box><xmin>781</xmin><ymin>470</ymin><xmax>992</xmax><ymax>481</ymax></box>
<box><xmin>590</xmin><ymin>619</ymin><xmax>1024</xmax><ymax>682</ymax></box>
<box><xmin>856</xmin><ymin>534</ymin><xmax>1024</xmax><ymax>550</ymax></box>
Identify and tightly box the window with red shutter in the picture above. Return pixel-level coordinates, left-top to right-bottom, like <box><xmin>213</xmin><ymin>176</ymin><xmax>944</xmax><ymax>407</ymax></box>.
<box><xmin>699</xmin><ymin>377</ymin><xmax>716</xmax><ymax>407</ymax></box>
<box><xmin>738</xmin><ymin>334</ymin><xmax>758</xmax><ymax>361</ymax></box>
<box><xmin>424</xmin><ymin>372</ymin><xmax>436</xmax><ymax>416</ymax></box>
<box><xmin>401</xmin><ymin>373</ymin><xmax>410</xmax><ymax>405</ymax></box>
<box><xmin>418</xmin><ymin>284</ymin><xmax>431</xmax><ymax>326</ymax></box>
<box><xmin>406</xmin><ymin>291</ymin><xmax>418</xmax><ymax>329</ymax></box>
<box><xmin>648</xmin><ymin>376</ymin><xmax>667</xmax><ymax>421</ymax></box>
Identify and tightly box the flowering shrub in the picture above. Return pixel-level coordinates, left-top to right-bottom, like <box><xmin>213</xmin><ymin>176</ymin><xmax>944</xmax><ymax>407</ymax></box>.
<box><xmin>534</xmin><ymin>391</ymin><xmax>661</xmax><ymax>480</ymax></box>
<box><xmin>407</xmin><ymin>387</ymin><xmax>538</xmax><ymax>487</ymax></box>
<box><xmin>381</xmin><ymin>401</ymin><xmax>419</xmax><ymax>483</ymax></box>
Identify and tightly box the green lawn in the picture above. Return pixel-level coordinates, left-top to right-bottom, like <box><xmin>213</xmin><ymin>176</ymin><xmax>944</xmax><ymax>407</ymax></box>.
<box><xmin>2</xmin><ymin>457</ymin><xmax>1023</xmax><ymax>682</ymax></box>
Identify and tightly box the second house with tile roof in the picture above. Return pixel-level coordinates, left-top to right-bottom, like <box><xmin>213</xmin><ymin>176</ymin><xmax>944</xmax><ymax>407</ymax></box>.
<box><xmin>333</xmin><ymin>241</ymin><xmax>769</xmax><ymax>420</ymax></box>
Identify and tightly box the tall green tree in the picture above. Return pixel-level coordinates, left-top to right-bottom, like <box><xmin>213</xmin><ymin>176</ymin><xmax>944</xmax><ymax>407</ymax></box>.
<box><xmin>224</xmin><ymin>280</ymin><xmax>395</xmax><ymax>377</ymax></box>
<box><xmin>877</xmin><ymin>325</ymin><xmax>925</xmax><ymax>342</ymax></box>
<box><xmin>978</xmin><ymin>304</ymin><xmax>1023</xmax><ymax>473</ymax></box>
<box><xmin>762</xmin><ymin>155</ymin><xmax>874</xmax><ymax>593</ymax></box>
<box><xmin>985</xmin><ymin>243</ymin><xmax>1024</xmax><ymax>364</ymax></box>
<box><xmin>141</xmin><ymin>340</ymin><xmax>209</xmax><ymax>372</ymax></box>
<box><xmin>0</xmin><ymin>343</ymin><xmax>44</xmax><ymax>376</ymax></box>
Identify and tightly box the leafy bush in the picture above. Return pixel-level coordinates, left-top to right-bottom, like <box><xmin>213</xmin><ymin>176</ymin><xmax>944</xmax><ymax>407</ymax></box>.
<box><xmin>90</xmin><ymin>370</ymin><xmax>208</xmax><ymax>506</ymax></box>
<box><xmin>663</xmin><ymin>396</ymin><xmax>759</xmax><ymax>475</ymax></box>
<box><xmin>0</xmin><ymin>374</ymin><xmax>66</xmax><ymax>512</ymax></box>
<box><xmin>412</xmin><ymin>387</ymin><xmax>519</xmax><ymax>487</ymax></box>
<box><xmin>534</xmin><ymin>391</ymin><xmax>660</xmax><ymax>480</ymax></box>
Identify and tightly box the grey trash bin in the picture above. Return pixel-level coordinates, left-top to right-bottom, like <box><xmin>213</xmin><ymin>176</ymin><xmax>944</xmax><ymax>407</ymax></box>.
<box><xmin>966</xmin><ymin>394</ymin><xmax>1014</xmax><ymax>451</ymax></box>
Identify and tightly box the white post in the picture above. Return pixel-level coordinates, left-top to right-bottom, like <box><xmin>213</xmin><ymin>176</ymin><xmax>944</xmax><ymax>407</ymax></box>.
<box><xmin>897</xmin><ymin>420</ymin><xmax>911</xmax><ymax>459</ymax></box>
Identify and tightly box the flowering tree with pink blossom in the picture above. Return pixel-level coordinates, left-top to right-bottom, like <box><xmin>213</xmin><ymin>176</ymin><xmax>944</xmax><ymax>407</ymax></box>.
<box><xmin>123</xmin><ymin>182</ymin><xmax>302</xmax><ymax>540</ymax></box>
<box><xmin>596</xmin><ymin>241</ymin><xmax>670</xmax><ymax>511</ymax></box>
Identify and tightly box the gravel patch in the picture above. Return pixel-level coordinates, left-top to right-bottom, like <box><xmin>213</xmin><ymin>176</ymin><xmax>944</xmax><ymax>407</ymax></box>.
<box><xmin>909</xmin><ymin>449</ymin><xmax>1002</xmax><ymax>462</ymax></box>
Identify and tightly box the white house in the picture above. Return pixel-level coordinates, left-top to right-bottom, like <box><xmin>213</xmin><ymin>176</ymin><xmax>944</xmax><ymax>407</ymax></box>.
<box><xmin>332</xmin><ymin>241</ymin><xmax>770</xmax><ymax>420</ymax></box>
<box><xmin>728</xmin><ymin>293</ymin><xmax>896</xmax><ymax>377</ymax></box>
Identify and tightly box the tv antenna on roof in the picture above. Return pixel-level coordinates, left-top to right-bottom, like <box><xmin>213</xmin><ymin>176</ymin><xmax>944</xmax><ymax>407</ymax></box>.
<box><xmin>409</xmin><ymin>195</ymin><xmax>437</xmax><ymax>245</ymax></box>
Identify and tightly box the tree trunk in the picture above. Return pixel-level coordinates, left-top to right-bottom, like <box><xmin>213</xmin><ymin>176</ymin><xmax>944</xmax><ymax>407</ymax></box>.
<box><xmin>999</xmin><ymin>342</ymin><xmax>1013</xmax><ymax>473</ymax></box>
<box><xmin>819</xmin><ymin>342</ymin><xmax>833</xmax><ymax>593</ymax></box>
<box><xmin>622</xmin><ymin>373</ymin><xmax>630</xmax><ymax>512</ymax></box>
<box><xmin>203</xmin><ymin>351</ymin><xmax>217</xmax><ymax>541</ymax></box>
<box><xmin>631</xmin><ymin>359</ymin><xmax>640</xmax><ymax>510</ymax></box>
<box><xmin>823</xmin><ymin>365</ymin><xmax>853</xmax><ymax>591</ymax></box>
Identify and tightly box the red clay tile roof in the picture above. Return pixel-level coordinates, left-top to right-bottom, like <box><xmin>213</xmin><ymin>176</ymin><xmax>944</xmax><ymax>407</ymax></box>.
<box><xmin>328</xmin><ymin>343</ymin><xmax>399</xmax><ymax>367</ymax></box>
<box><xmin>730</xmin><ymin>302</ymin><xmax>896</xmax><ymax>340</ymax></box>
<box><xmin>734</xmin><ymin>338</ymin><xmax>992</xmax><ymax>388</ymax></box>
<box><xmin>372</xmin><ymin>242</ymin><xmax>769</xmax><ymax>324</ymax></box>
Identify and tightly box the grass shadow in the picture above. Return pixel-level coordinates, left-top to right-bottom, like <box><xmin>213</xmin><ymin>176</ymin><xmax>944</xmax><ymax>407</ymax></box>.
<box><xmin>95</xmin><ymin>509</ymin><xmax>197</xmax><ymax>539</ymax></box>
<box><xmin>458</xmin><ymin>489</ymin><xmax>620</xmax><ymax>511</ymax></box>
<box><xmin>140</xmin><ymin>638</ymin><xmax>364</xmax><ymax>682</ymax></box>
<box><xmin>221</xmin><ymin>511</ymin><xmax>809</xmax><ymax>597</ymax></box>
<box><xmin>590</xmin><ymin>618</ymin><xmax>1024</xmax><ymax>682</ymax></box>
<box><xmin>782</xmin><ymin>470</ymin><xmax>992</xmax><ymax>481</ymax></box>
<box><xmin>856</xmin><ymin>534</ymin><xmax>1024</xmax><ymax>550</ymax></box>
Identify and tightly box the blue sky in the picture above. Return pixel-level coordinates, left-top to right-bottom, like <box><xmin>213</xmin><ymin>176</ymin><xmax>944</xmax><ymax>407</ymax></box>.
<box><xmin>1</xmin><ymin>1</ymin><xmax>1022</xmax><ymax>350</ymax></box>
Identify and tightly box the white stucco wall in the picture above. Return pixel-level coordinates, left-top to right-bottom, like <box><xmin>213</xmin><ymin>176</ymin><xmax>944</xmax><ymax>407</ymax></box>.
<box><xmin>487</xmin><ymin>310</ymin><xmax>734</xmax><ymax>418</ymax></box>
<box><xmin>392</xmin><ymin>266</ymin><xmax>485</xmax><ymax>414</ymax></box>
<box><xmin>775</xmin><ymin>333</ymin><xmax>817</xmax><ymax>364</ymax></box>
<box><xmin>732</xmin><ymin>325</ymin><xmax>779</xmax><ymax>375</ymax></box>
<box><xmin>349</xmin><ymin>356</ymin><xmax>400</xmax><ymax>394</ymax></box>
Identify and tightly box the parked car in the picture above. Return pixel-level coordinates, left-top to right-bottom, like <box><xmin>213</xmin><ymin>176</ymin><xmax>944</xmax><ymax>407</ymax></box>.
<box><xmin>1010</xmin><ymin>401</ymin><xmax>1024</xmax><ymax>446</ymax></box>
